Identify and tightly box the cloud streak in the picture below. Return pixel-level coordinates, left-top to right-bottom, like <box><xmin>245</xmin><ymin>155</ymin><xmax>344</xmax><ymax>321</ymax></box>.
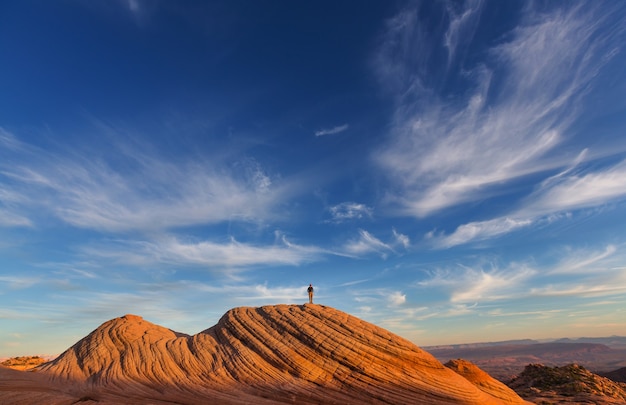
<box><xmin>419</xmin><ymin>244</ymin><xmax>626</xmax><ymax>306</ymax></box>
<box><xmin>0</xmin><ymin>128</ymin><xmax>297</xmax><ymax>233</ymax></box>
<box><xmin>315</xmin><ymin>124</ymin><xmax>349</xmax><ymax>137</ymax></box>
<box><xmin>375</xmin><ymin>2</ymin><xmax>623</xmax><ymax>219</ymax></box>
<box><xmin>342</xmin><ymin>229</ymin><xmax>393</xmax><ymax>258</ymax></box>
<box><xmin>433</xmin><ymin>158</ymin><xmax>626</xmax><ymax>247</ymax></box>
<box><xmin>81</xmin><ymin>234</ymin><xmax>327</xmax><ymax>272</ymax></box>
<box><xmin>341</xmin><ymin>227</ymin><xmax>412</xmax><ymax>258</ymax></box>
<box><xmin>327</xmin><ymin>202</ymin><xmax>372</xmax><ymax>222</ymax></box>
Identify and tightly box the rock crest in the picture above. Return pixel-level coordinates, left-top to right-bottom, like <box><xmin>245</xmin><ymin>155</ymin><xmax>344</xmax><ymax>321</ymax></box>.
<box><xmin>15</xmin><ymin>305</ymin><xmax>527</xmax><ymax>404</ymax></box>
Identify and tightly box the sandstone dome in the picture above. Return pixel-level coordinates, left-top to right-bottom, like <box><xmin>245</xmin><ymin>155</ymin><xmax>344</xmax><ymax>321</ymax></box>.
<box><xmin>6</xmin><ymin>304</ymin><xmax>529</xmax><ymax>404</ymax></box>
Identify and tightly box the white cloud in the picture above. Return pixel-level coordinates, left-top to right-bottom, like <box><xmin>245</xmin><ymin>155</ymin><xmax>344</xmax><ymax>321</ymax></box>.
<box><xmin>420</xmin><ymin>262</ymin><xmax>536</xmax><ymax>304</ymax></box>
<box><xmin>0</xmin><ymin>127</ymin><xmax>24</xmax><ymax>151</ymax></box>
<box><xmin>328</xmin><ymin>202</ymin><xmax>372</xmax><ymax>222</ymax></box>
<box><xmin>549</xmin><ymin>245</ymin><xmax>618</xmax><ymax>275</ymax></box>
<box><xmin>314</xmin><ymin>124</ymin><xmax>349</xmax><ymax>137</ymax></box>
<box><xmin>0</xmin><ymin>130</ymin><xmax>297</xmax><ymax>233</ymax></box>
<box><xmin>350</xmin><ymin>288</ymin><xmax>406</xmax><ymax>308</ymax></box>
<box><xmin>530</xmin><ymin>276</ymin><xmax>626</xmax><ymax>299</ymax></box>
<box><xmin>212</xmin><ymin>283</ymin><xmax>310</xmax><ymax>302</ymax></box>
<box><xmin>0</xmin><ymin>275</ymin><xmax>40</xmax><ymax>290</ymax></box>
<box><xmin>443</xmin><ymin>0</ymin><xmax>483</xmax><ymax>67</ymax></box>
<box><xmin>419</xmin><ymin>244</ymin><xmax>626</xmax><ymax>306</ymax></box>
<box><xmin>163</xmin><ymin>235</ymin><xmax>324</xmax><ymax>268</ymax></box>
<box><xmin>392</xmin><ymin>228</ymin><xmax>410</xmax><ymax>249</ymax></box>
<box><xmin>522</xmin><ymin>159</ymin><xmax>626</xmax><ymax>217</ymax></box>
<box><xmin>341</xmin><ymin>228</ymin><xmax>412</xmax><ymax>257</ymax></box>
<box><xmin>375</xmin><ymin>3</ymin><xmax>621</xmax><ymax>218</ymax></box>
<box><xmin>434</xmin><ymin>159</ymin><xmax>626</xmax><ymax>247</ymax></box>
<box><xmin>388</xmin><ymin>291</ymin><xmax>406</xmax><ymax>306</ymax></box>
<box><xmin>82</xmin><ymin>234</ymin><xmax>326</xmax><ymax>271</ymax></box>
<box><xmin>342</xmin><ymin>229</ymin><xmax>393</xmax><ymax>258</ymax></box>
<box><xmin>433</xmin><ymin>217</ymin><xmax>532</xmax><ymax>248</ymax></box>
<box><xmin>0</xmin><ymin>209</ymin><xmax>32</xmax><ymax>228</ymax></box>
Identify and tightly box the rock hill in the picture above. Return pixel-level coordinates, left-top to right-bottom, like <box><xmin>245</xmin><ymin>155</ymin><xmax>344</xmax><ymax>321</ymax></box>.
<box><xmin>0</xmin><ymin>356</ymin><xmax>46</xmax><ymax>371</ymax></box>
<box><xmin>3</xmin><ymin>304</ymin><xmax>529</xmax><ymax>404</ymax></box>
<box><xmin>445</xmin><ymin>359</ymin><xmax>524</xmax><ymax>403</ymax></box>
<box><xmin>508</xmin><ymin>363</ymin><xmax>626</xmax><ymax>404</ymax></box>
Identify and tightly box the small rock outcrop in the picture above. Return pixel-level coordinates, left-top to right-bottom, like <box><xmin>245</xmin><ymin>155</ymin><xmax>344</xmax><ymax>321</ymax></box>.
<box><xmin>508</xmin><ymin>363</ymin><xmax>626</xmax><ymax>404</ymax></box>
<box><xmin>445</xmin><ymin>359</ymin><xmax>526</xmax><ymax>404</ymax></box>
<box><xmin>0</xmin><ymin>356</ymin><xmax>46</xmax><ymax>371</ymax></box>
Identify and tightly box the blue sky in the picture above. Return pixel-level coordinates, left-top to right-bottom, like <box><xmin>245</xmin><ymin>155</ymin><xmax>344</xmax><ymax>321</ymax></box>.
<box><xmin>1</xmin><ymin>1</ymin><xmax>626</xmax><ymax>357</ymax></box>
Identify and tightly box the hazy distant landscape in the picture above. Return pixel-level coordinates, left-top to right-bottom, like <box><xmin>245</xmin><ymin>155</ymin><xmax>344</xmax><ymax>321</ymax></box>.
<box><xmin>426</xmin><ymin>337</ymin><xmax>626</xmax><ymax>380</ymax></box>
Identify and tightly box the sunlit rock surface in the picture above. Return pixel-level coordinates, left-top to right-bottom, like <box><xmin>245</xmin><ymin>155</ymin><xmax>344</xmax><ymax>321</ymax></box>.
<box><xmin>4</xmin><ymin>304</ymin><xmax>529</xmax><ymax>404</ymax></box>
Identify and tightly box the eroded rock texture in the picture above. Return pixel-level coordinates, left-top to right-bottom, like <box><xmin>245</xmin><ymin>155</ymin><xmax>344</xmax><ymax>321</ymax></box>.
<box><xmin>9</xmin><ymin>304</ymin><xmax>528</xmax><ymax>404</ymax></box>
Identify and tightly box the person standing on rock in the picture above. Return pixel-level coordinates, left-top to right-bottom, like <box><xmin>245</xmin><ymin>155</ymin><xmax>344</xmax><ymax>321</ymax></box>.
<box><xmin>307</xmin><ymin>284</ymin><xmax>314</xmax><ymax>304</ymax></box>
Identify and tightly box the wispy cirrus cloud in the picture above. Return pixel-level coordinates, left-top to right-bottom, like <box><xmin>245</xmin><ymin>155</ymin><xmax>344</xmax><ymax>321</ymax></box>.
<box><xmin>420</xmin><ymin>262</ymin><xmax>537</xmax><ymax>304</ymax></box>
<box><xmin>341</xmin><ymin>228</ymin><xmax>411</xmax><ymax>258</ymax></box>
<box><xmin>443</xmin><ymin>0</ymin><xmax>483</xmax><ymax>68</ymax></box>
<box><xmin>0</xmin><ymin>208</ymin><xmax>32</xmax><ymax>228</ymax></box>
<box><xmin>375</xmin><ymin>2</ymin><xmax>624</xmax><ymax>219</ymax></box>
<box><xmin>342</xmin><ymin>229</ymin><xmax>393</xmax><ymax>258</ymax></box>
<box><xmin>419</xmin><ymin>244</ymin><xmax>626</xmax><ymax>306</ymax></box>
<box><xmin>521</xmin><ymin>159</ymin><xmax>626</xmax><ymax>217</ymax></box>
<box><xmin>0</xmin><ymin>128</ymin><xmax>297</xmax><ymax>233</ymax></box>
<box><xmin>0</xmin><ymin>275</ymin><xmax>40</xmax><ymax>290</ymax></box>
<box><xmin>327</xmin><ymin>202</ymin><xmax>372</xmax><ymax>222</ymax></box>
<box><xmin>196</xmin><ymin>283</ymin><xmax>310</xmax><ymax>302</ymax></box>
<box><xmin>81</xmin><ymin>233</ymin><xmax>326</xmax><ymax>271</ymax></box>
<box><xmin>433</xmin><ymin>159</ymin><xmax>626</xmax><ymax>247</ymax></box>
<box><xmin>530</xmin><ymin>274</ymin><xmax>626</xmax><ymax>299</ymax></box>
<box><xmin>314</xmin><ymin>124</ymin><xmax>349</xmax><ymax>137</ymax></box>
<box><xmin>549</xmin><ymin>244</ymin><xmax>617</xmax><ymax>275</ymax></box>
<box><xmin>430</xmin><ymin>217</ymin><xmax>532</xmax><ymax>248</ymax></box>
<box><xmin>352</xmin><ymin>288</ymin><xmax>406</xmax><ymax>307</ymax></box>
<box><xmin>392</xmin><ymin>228</ymin><xmax>410</xmax><ymax>248</ymax></box>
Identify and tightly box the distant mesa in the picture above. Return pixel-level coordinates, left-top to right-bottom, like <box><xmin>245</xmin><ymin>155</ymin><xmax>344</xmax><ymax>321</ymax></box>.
<box><xmin>2</xmin><ymin>304</ymin><xmax>530</xmax><ymax>404</ymax></box>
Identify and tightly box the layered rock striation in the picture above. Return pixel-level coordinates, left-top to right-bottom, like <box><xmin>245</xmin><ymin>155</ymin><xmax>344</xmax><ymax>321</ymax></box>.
<box><xmin>13</xmin><ymin>304</ymin><xmax>528</xmax><ymax>404</ymax></box>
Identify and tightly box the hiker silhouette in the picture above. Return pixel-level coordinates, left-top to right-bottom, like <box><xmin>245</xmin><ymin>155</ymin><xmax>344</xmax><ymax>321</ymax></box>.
<box><xmin>307</xmin><ymin>284</ymin><xmax>314</xmax><ymax>304</ymax></box>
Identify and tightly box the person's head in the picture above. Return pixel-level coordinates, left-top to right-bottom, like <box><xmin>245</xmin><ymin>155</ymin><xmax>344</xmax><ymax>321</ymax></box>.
<box><xmin>309</xmin><ymin>284</ymin><xmax>312</xmax><ymax>286</ymax></box>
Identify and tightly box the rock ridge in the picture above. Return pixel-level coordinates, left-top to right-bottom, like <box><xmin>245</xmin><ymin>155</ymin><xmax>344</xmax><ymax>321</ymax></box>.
<box><xmin>18</xmin><ymin>304</ymin><xmax>529</xmax><ymax>404</ymax></box>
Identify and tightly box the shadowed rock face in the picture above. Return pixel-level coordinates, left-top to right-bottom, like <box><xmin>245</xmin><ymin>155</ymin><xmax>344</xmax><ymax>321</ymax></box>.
<box><xmin>15</xmin><ymin>305</ymin><xmax>528</xmax><ymax>404</ymax></box>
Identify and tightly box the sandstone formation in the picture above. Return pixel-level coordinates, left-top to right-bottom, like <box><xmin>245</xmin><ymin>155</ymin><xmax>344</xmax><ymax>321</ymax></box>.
<box><xmin>0</xmin><ymin>355</ymin><xmax>46</xmax><ymax>371</ymax></box>
<box><xmin>4</xmin><ymin>304</ymin><xmax>529</xmax><ymax>404</ymax></box>
<box><xmin>508</xmin><ymin>363</ymin><xmax>626</xmax><ymax>404</ymax></box>
<box><xmin>445</xmin><ymin>359</ymin><xmax>524</xmax><ymax>403</ymax></box>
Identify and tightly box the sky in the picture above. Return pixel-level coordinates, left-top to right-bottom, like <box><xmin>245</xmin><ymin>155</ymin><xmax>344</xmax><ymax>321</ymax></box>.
<box><xmin>1</xmin><ymin>0</ymin><xmax>626</xmax><ymax>357</ymax></box>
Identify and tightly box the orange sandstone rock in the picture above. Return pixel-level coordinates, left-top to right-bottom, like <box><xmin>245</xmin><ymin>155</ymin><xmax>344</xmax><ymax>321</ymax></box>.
<box><xmin>5</xmin><ymin>304</ymin><xmax>528</xmax><ymax>404</ymax></box>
